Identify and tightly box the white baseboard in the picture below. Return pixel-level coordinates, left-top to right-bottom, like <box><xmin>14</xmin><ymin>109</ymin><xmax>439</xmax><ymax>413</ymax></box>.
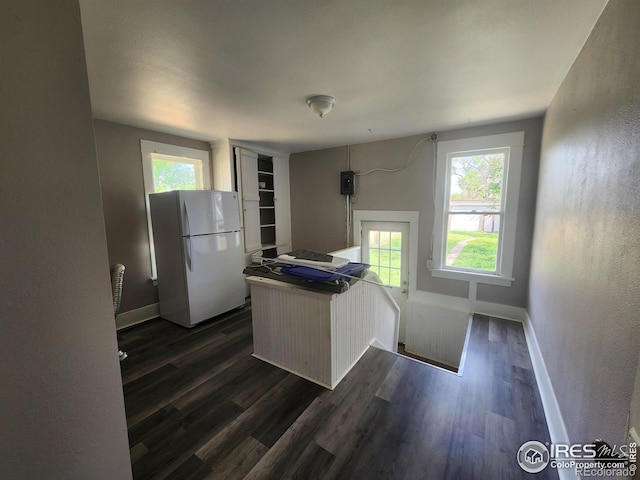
<box><xmin>116</xmin><ymin>303</ymin><xmax>160</xmax><ymax>330</ymax></box>
<box><xmin>522</xmin><ymin>311</ymin><xmax>576</xmax><ymax>480</ymax></box>
<box><xmin>522</xmin><ymin>311</ymin><xmax>569</xmax><ymax>444</ymax></box>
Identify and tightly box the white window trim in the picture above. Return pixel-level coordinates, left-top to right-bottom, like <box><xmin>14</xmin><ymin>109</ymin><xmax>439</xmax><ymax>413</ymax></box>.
<box><xmin>431</xmin><ymin>131</ymin><xmax>524</xmax><ymax>287</ymax></box>
<box><xmin>140</xmin><ymin>140</ymin><xmax>211</xmax><ymax>279</ymax></box>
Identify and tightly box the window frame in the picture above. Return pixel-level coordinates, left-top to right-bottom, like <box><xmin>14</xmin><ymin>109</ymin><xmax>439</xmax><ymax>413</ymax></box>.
<box><xmin>140</xmin><ymin>140</ymin><xmax>211</xmax><ymax>279</ymax></box>
<box><xmin>431</xmin><ymin>131</ymin><xmax>524</xmax><ymax>287</ymax></box>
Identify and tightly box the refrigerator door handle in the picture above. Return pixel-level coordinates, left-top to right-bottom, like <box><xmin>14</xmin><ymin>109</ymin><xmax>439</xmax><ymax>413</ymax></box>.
<box><xmin>184</xmin><ymin>236</ymin><xmax>193</xmax><ymax>272</ymax></box>
<box><xmin>182</xmin><ymin>201</ymin><xmax>191</xmax><ymax>237</ymax></box>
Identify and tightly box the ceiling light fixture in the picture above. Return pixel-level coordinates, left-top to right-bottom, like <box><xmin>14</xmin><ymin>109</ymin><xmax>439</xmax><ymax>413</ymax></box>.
<box><xmin>306</xmin><ymin>95</ymin><xmax>335</xmax><ymax>118</ymax></box>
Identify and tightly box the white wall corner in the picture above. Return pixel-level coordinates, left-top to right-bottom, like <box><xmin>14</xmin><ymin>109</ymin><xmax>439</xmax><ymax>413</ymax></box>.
<box><xmin>116</xmin><ymin>303</ymin><xmax>160</xmax><ymax>330</ymax></box>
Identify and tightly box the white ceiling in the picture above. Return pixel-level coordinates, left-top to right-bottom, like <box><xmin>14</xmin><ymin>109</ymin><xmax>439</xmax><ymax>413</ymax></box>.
<box><xmin>79</xmin><ymin>0</ymin><xmax>608</xmax><ymax>154</ymax></box>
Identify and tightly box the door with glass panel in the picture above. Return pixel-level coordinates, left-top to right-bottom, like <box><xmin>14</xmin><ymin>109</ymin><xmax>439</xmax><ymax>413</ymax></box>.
<box><xmin>361</xmin><ymin>221</ymin><xmax>409</xmax><ymax>341</ymax></box>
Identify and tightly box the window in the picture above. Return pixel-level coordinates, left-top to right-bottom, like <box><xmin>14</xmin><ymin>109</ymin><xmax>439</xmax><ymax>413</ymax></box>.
<box><xmin>431</xmin><ymin>132</ymin><xmax>524</xmax><ymax>286</ymax></box>
<box><xmin>140</xmin><ymin>140</ymin><xmax>211</xmax><ymax>278</ymax></box>
<box><xmin>148</xmin><ymin>153</ymin><xmax>205</xmax><ymax>192</ymax></box>
<box><xmin>141</xmin><ymin>140</ymin><xmax>210</xmax><ymax>194</ymax></box>
<box><xmin>369</xmin><ymin>230</ymin><xmax>402</xmax><ymax>287</ymax></box>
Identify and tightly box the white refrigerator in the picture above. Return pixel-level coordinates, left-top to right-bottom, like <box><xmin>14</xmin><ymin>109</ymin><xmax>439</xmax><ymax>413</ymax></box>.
<box><xmin>149</xmin><ymin>190</ymin><xmax>246</xmax><ymax>328</ymax></box>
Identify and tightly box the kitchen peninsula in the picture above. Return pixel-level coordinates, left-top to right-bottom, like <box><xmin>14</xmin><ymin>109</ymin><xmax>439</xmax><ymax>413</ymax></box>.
<box><xmin>246</xmin><ymin>272</ymin><xmax>400</xmax><ymax>389</ymax></box>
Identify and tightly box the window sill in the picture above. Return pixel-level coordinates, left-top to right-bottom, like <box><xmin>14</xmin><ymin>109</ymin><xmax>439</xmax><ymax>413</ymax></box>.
<box><xmin>430</xmin><ymin>268</ymin><xmax>513</xmax><ymax>286</ymax></box>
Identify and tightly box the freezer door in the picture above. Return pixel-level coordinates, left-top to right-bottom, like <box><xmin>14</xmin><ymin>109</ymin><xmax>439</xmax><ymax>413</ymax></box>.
<box><xmin>179</xmin><ymin>190</ymin><xmax>241</xmax><ymax>236</ymax></box>
<box><xmin>183</xmin><ymin>231</ymin><xmax>246</xmax><ymax>326</ymax></box>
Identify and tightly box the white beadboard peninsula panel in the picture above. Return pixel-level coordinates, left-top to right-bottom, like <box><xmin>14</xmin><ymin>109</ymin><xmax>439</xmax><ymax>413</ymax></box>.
<box><xmin>250</xmin><ymin>279</ymin><xmax>333</xmax><ymax>388</ymax></box>
<box><xmin>247</xmin><ymin>273</ymin><xmax>399</xmax><ymax>389</ymax></box>
<box><xmin>331</xmin><ymin>272</ymin><xmax>399</xmax><ymax>386</ymax></box>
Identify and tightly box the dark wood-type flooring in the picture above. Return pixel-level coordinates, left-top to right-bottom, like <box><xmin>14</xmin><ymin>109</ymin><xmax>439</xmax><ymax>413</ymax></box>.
<box><xmin>118</xmin><ymin>307</ymin><xmax>558</xmax><ymax>480</ymax></box>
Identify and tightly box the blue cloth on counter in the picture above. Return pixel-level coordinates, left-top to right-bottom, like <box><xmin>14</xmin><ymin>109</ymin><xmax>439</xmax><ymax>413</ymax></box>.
<box><xmin>280</xmin><ymin>262</ymin><xmax>368</xmax><ymax>282</ymax></box>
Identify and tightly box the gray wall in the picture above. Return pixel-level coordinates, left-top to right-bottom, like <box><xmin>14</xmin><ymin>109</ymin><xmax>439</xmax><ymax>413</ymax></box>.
<box><xmin>0</xmin><ymin>2</ymin><xmax>132</xmax><ymax>478</ymax></box>
<box><xmin>94</xmin><ymin>119</ymin><xmax>211</xmax><ymax>313</ymax></box>
<box><xmin>290</xmin><ymin>117</ymin><xmax>542</xmax><ymax>307</ymax></box>
<box><xmin>529</xmin><ymin>0</ymin><xmax>640</xmax><ymax>445</ymax></box>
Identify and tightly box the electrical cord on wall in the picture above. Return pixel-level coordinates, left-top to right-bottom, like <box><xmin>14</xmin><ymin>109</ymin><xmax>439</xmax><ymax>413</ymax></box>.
<box><xmin>344</xmin><ymin>133</ymin><xmax>439</xmax><ymax>265</ymax></box>
<box><xmin>355</xmin><ymin>133</ymin><xmax>436</xmax><ymax>177</ymax></box>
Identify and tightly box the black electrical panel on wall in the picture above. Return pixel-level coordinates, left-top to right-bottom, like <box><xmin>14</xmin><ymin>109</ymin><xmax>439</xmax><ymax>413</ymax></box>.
<box><xmin>340</xmin><ymin>170</ymin><xmax>355</xmax><ymax>195</ymax></box>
